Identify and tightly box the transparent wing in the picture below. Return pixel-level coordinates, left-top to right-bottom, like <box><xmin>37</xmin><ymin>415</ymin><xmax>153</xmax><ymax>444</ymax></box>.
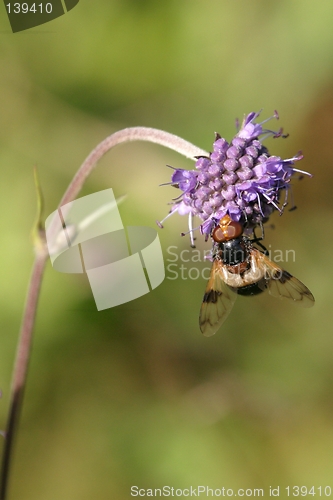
<box><xmin>252</xmin><ymin>249</ymin><xmax>315</xmax><ymax>307</ymax></box>
<box><xmin>199</xmin><ymin>260</ymin><xmax>237</xmax><ymax>337</ymax></box>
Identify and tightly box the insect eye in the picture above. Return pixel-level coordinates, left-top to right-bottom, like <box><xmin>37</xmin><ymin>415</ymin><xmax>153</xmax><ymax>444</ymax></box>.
<box><xmin>225</xmin><ymin>221</ymin><xmax>243</xmax><ymax>239</ymax></box>
<box><xmin>212</xmin><ymin>226</ymin><xmax>227</xmax><ymax>242</ymax></box>
<box><xmin>212</xmin><ymin>220</ymin><xmax>243</xmax><ymax>242</ymax></box>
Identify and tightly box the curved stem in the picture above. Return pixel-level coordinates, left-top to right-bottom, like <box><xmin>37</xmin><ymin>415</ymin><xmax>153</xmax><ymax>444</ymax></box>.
<box><xmin>0</xmin><ymin>127</ymin><xmax>208</xmax><ymax>499</ymax></box>
<box><xmin>59</xmin><ymin>126</ymin><xmax>208</xmax><ymax>208</ymax></box>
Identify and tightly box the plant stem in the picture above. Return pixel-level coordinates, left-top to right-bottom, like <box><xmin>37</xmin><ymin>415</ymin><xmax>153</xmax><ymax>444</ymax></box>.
<box><xmin>0</xmin><ymin>249</ymin><xmax>48</xmax><ymax>500</ymax></box>
<box><xmin>58</xmin><ymin>126</ymin><xmax>208</xmax><ymax>208</ymax></box>
<box><xmin>0</xmin><ymin>127</ymin><xmax>208</xmax><ymax>499</ymax></box>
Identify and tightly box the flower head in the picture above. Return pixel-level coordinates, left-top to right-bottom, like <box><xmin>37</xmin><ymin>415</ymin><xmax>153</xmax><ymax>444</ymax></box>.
<box><xmin>158</xmin><ymin>111</ymin><xmax>311</xmax><ymax>243</ymax></box>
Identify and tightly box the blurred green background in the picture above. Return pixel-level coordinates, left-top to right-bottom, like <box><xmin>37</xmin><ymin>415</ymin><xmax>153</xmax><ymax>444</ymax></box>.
<box><xmin>0</xmin><ymin>1</ymin><xmax>332</xmax><ymax>499</ymax></box>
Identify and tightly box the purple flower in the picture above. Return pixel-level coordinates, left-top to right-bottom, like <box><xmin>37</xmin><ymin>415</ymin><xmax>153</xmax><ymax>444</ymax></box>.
<box><xmin>158</xmin><ymin>111</ymin><xmax>311</xmax><ymax>242</ymax></box>
<box><xmin>171</xmin><ymin>168</ymin><xmax>198</xmax><ymax>193</ymax></box>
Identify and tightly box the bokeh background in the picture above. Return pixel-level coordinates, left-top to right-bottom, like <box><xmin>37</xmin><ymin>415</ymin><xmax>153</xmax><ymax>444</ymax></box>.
<box><xmin>0</xmin><ymin>1</ymin><xmax>332</xmax><ymax>499</ymax></box>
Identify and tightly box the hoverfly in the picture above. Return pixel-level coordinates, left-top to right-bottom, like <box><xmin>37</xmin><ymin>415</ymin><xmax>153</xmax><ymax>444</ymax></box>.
<box><xmin>199</xmin><ymin>215</ymin><xmax>315</xmax><ymax>336</ymax></box>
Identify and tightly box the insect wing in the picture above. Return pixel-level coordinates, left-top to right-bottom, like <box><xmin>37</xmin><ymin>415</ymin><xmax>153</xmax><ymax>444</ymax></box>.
<box><xmin>199</xmin><ymin>259</ymin><xmax>237</xmax><ymax>337</ymax></box>
<box><xmin>252</xmin><ymin>249</ymin><xmax>315</xmax><ymax>307</ymax></box>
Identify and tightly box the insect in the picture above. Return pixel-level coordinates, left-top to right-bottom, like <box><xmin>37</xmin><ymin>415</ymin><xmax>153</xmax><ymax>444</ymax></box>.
<box><xmin>199</xmin><ymin>215</ymin><xmax>315</xmax><ymax>336</ymax></box>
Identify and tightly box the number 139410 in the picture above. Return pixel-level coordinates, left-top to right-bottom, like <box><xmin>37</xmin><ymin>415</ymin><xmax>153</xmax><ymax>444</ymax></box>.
<box><xmin>6</xmin><ymin>3</ymin><xmax>53</xmax><ymax>14</ymax></box>
<box><xmin>285</xmin><ymin>486</ymin><xmax>332</xmax><ymax>496</ymax></box>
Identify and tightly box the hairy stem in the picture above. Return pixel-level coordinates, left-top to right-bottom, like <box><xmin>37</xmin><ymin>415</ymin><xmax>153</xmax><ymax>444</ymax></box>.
<box><xmin>0</xmin><ymin>127</ymin><xmax>208</xmax><ymax>499</ymax></box>
<box><xmin>59</xmin><ymin>126</ymin><xmax>208</xmax><ymax>208</ymax></box>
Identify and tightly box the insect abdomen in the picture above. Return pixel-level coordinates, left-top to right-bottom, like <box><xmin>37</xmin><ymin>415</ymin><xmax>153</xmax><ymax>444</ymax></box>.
<box><xmin>233</xmin><ymin>278</ymin><xmax>268</xmax><ymax>296</ymax></box>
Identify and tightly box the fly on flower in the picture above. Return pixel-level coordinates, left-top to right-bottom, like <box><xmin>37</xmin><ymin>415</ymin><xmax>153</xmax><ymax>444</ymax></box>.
<box><xmin>157</xmin><ymin>111</ymin><xmax>315</xmax><ymax>335</ymax></box>
<box><xmin>199</xmin><ymin>215</ymin><xmax>314</xmax><ymax>337</ymax></box>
